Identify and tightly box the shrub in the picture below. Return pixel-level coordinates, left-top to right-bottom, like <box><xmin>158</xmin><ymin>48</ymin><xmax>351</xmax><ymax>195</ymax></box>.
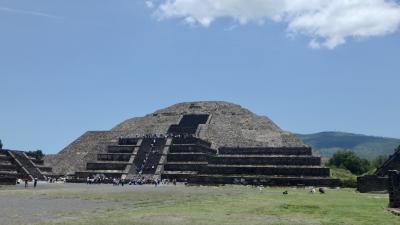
<box><xmin>330</xmin><ymin>167</ymin><xmax>357</xmax><ymax>188</ymax></box>
<box><xmin>328</xmin><ymin>150</ymin><xmax>371</xmax><ymax>175</ymax></box>
<box><xmin>27</xmin><ymin>150</ymin><xmax>45</xmax><ymax>160</ymax></box>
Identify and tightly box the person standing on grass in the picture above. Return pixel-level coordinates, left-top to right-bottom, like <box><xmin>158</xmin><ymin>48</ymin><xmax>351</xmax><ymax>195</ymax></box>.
<box><xmin>24</xmin><ymin>178</ymin><xmax>28</xmax><ymax>188</ymax></box>
<box><xmin>33</xmin><ymin>177</ymin><xmax>37</xmax><ymax>188</ymax></box>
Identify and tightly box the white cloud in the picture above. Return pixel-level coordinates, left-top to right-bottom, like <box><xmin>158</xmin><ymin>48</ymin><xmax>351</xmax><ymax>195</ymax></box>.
<box><xmin>153</xmin><ymin>0</ymin><xmax>400</xmax><ymax>49</ymax></box>
<box><xmin>145</xmin><ymin>1</ymin><xmax>154</xmax><ymax>9</ymax></box>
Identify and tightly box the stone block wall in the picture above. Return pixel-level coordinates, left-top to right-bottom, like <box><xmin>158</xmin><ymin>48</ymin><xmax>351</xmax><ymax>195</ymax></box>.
<box><xmin>167</xmin><ymin>153</ymin><xmax>210</xmax><ymax>162</ymax></box>
<box><xmin>86</xmin><ymin>162</ymin><xmax>127</xmax><ymax>171</ymax></box>
<box><xmin>210</xmin><ymin>156</ymin><xmax>321</xmax><ymax>166</ymax></box>
<box><xmin>97</xmin><ymin>153</ymin><xmax>131</xmax><ymax>161</ymax></box>
<box><xmin>202</xmin><ymin>165</ymin><xmax>330</xmax><ymax>176</ymax></box>
<box><xmin>219</xmin><ymin>147</ymin><xmax>312</xmax><ymax>155</ymax></box>
<box><xmin>169</xmin><ymin>145</ymin><xmax>216</xmax><ymax>154</ymax></box>
<box><xmin>188</xmin><ymin>175</ymin><xmax>341</xmax><ymax>187</ymax></box>
<box><xmin>357</xmin><ymin>175</ymin><xmax>388</xmax><ymax>193</ymax></box>
<box><xmin>0</xmin><ymin>177</ymin><xmax>16</xmax><ymax>185</ymax></box>
<box><xmin>107</xmin><ymin>146</ymin><xmax>136</xmax><ymax>154</ymax></box>
<box><xmin>388</xmin><ymin>170</ymin><xmax>400</xmax><ymax>208</ymax></box>
<box><xmin>164</xmin><ymin>162</ymin><xmax>208</xmax><ymax>172</ymax></box>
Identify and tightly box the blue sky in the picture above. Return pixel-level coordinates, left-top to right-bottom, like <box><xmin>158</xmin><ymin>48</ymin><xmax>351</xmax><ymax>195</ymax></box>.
<box><xmin>0</xmin><ymin>0</ymin><xmax>399</xmax><ymax>153</ymax></box>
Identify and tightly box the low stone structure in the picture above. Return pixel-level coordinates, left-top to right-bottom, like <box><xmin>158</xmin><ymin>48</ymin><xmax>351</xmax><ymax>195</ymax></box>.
<box><xmin>0</xmin><ymin>149</ymin><xmax>53</xmax><ymax>184</ymax></box>
<box><xmin>357</xmin><ymin>146</ymin><xmax>400</xmax><ymax>193</ymax></box>
<box><xmin>54</xmin><ymin>101</ymin><xmax>340</xmax><ymax>186</ymax></box>
<box><xmin>388</xmin><ymin>170</ymin><xmax>400</xmax><ymax>208</ymax></box>
<box><xmin>357</xmin><ymin>175</ymin><xmax>388</xmax><ymax>193</ymax></box>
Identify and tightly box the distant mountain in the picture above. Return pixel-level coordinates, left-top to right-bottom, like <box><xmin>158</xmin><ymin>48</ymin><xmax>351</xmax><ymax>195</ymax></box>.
<box><xmin>295</xmin><ymin>132</ymin><xmax>400</xmax><ymax>160</ymax></box>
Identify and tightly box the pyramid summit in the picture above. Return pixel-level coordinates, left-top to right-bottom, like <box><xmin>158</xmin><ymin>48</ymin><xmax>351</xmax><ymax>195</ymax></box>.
<box><xmin>112</xmin><ymin>101</ymin><xmax>305</xmax><ymax>148</ymax></box>
<box><xmin>46</xmin><ymin>101</ymin><xmax>339</xmax><ymax>187</ymax></box>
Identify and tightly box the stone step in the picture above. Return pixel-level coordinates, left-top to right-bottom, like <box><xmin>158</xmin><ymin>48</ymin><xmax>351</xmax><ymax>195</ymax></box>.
<box><xmin>163</xmin><ymin>171</ymin><xmax>199</xmax><ymax>175</ymax></box>
<box><xmin>0</xmin><ymin>177</ymin><xmax>17</xmax><ymax>185</ymax></box>
<box><xmin>97</xmin><ymin>153</ymin><xmax>134</xmax><ymax>162</ymax></box>
<box><xmin>10</xmin><ymin>151</ymin><xmax>45</xmax><ymax>180</ymax></box>
<box><xmin>0</xmin><ymin>170</ymin><xmax>18</xmax><ymax>176</ymax></box>
<box><xmin>107</xmin><ymin>145</ymin><xmax>137</xmax><ymax>154</ymax></box>
<box><xmin>219</xmin><ymin>147</ymin><xmax>312</xmax><ymax>156</ymax></box>
<box><xmin>0</xmin><ymin>154</ymin><xmax>10</xmax><ymax>159</ymax></box>
<box><xmin>167</xmin><ymin>153</ymin><xmax>210</xmax><ymax>162</ymax></box>
<box><xmin>117</xmin><ymin>138</ymin><xmax>140</xmax><ymax>146</ymax></box>
<box><xmin>88</xmin><ymin>161</ymin><xmax>132</xmax><ymax>164</ymax></box>
<box><xmin>162</xmin><ymin>171</ymin><xmax>199</xmax><ymax>181</ymax></box>
<box><xmin>207</xmin><ymin>164</ymin><xmax>325</xmax><ymax>168</ymax></box>
<box><xmin>164</xmin><ymin>162</ymin><xmax>208</xmax><ymax>171</ymax></box>
<box><xmin>169</xmin><ymin>145</ymin><xmax>216</xmax><ymax>154</ymax></box>
<box><xmin>82</xmin><ymin>170</ymin><xmax>125</xmax><ymax>173</ymax></box>
<box><xmin>216</xmin><ymin>154</ymin><xmax>319</xmax><ymax>158</ymax></box>
<box><xmin>203</xmin><ymin>165</ymin><xmax>330</xmax><ymax>177</ymax></box>
<box><xmin>86</xmin><ymin>162</ymin><xmax>128</xmax><ymax>171</ymax></box>
<box><xmin>0</xmin><ymin>163</ymin><xmax>17</xmax><ymax>170</ymax></box>
<box><xmin>167</xmin><ymin>161</ymin><xmax>208</xmax><ymax>165</ymax></box>
<box><xmin>171</xmin><ymin>137</ymin><xmax>212</xmax><ymax>147</ymax></box>
<box><xmin>187</xmin><ymin>174</ymin><xmax>341</xmax><ymax>187</ymax></box>
<box><xmin>211</xmin><ymin>156</ymin><xmax>321</xmax><ymax>165</ymax></box>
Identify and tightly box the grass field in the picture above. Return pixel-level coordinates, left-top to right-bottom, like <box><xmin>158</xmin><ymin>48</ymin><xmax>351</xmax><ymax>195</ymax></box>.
<box><xmin>1</xmin><ymin>183</ymin><xmax>399</xmax><ymax>225</ymax></box>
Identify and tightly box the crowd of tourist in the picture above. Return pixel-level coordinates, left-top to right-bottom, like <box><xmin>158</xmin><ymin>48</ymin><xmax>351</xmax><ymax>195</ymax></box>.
<box><xmin>85</xmin><ymin>175</ymin><xmax>177</xmax><ymax>187</ymax></box>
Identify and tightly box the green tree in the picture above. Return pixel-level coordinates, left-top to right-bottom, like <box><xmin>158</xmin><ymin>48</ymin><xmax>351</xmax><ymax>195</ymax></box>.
<box><xmin>27</xmin><ymin>150</ymin><xmax>44</xmax><ymax>160</ymax></box>
<box><xmin>0</xmin><ymin>139</ymin><xmax>2</xmax><ymax>149</ymax></box>
<box><xmin>328</xmin><ymin>150</ymin><xmax>372</xmax><ymax>175</ymax></box>
<box><xmin>371</xmin><ymin>155</ymin><xmax>388</xmax><ymax>168</ymax></box>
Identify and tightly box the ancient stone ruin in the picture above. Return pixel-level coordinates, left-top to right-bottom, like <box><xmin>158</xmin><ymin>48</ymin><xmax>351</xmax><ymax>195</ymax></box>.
<box><xmin>46</xmin><ymin>101</ymin><xmax>340</xmax><ymax>186</ymax></box>
<box><xmin>0</xmin><ymin>149</ymin><xmax>53</xmax><ymax>185</ymax></box>
<box><xmin>388</xmin><ymin>170</ymin><xmax>400</xmax><ymax>208</ymax></box>
<box><xmin>357</xmin><ymin>146</ymin><xmax>400</xmax><ymax>193</ymax></box>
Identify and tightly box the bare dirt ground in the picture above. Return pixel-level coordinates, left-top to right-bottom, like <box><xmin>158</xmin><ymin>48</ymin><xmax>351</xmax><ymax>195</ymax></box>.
<box><xmin>0</xmin><ymin>182</ymin><xmax>166</xmax><ymax>225</ymax></box>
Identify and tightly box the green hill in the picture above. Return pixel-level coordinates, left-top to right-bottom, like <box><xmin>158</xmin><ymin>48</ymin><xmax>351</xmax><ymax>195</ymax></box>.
<box><xmin>296</xmin><ymin>132</ymin><xmax>400</xmax><ymax>160</ymax></box>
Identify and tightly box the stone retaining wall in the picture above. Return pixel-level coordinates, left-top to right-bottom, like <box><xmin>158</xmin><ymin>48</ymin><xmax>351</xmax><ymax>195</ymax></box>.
<box><xmin>86</xmin><ymin>162</ymin><xmax>127</xmax><ymax>170</ymax></box>
<box><xmin>107</xmin><ymin>146</ymin><xmax>136</xmax><ymax>153</ymax></box>
<box><xmin>0</xmin><ymin>177</ymin><xmax>16</xmax><ymax>185</ymax></box>
<box><xmin>357</xmin><ymin>175</ymin><xmax>388</xmax><ymax>193</ymax></box>
<box><xmin>210</xmin><ymin>156</ymin><xmax>321</xmax><ymax>165</ymax></box>
<box><xmin>219</xmin><ymin>147</ymin><xmax>312</xmax><ymax>155</ymax></box>
<box><xmin>388</xmin><ymin>170</ymin><xmax>400</xmax><ymax>208</ymax></box>
<box><xmin>169</xmin><ymin>145</ymin><xmax>216</xmax><ymax>154</ymax></box>
<box><xmin>167</xmin><ymin>153</ymin><xmax>210</xmax><ymax>162</ymax></box>
<box><xmin>202</xmin><ymin>165</ymin><xmax>330</xmax><ymax>176</ymax></box>
<box><xmin>188</xmin><ymin>175</ymin><xmax>341</xmax><ymax>187</ymax></box>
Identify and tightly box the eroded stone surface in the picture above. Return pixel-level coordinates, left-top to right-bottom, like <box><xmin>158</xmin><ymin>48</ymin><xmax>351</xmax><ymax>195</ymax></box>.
<box><xmin>46</xmin><ymin>101</ymin><xmax>305</xmax><ymax>174</ymax></box>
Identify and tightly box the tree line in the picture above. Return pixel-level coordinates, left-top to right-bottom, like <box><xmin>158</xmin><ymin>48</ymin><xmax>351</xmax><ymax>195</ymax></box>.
<box><xmin>328</xmin><ymin>145</ymin><xmax>400</xmax><ymax>175</ymax></box>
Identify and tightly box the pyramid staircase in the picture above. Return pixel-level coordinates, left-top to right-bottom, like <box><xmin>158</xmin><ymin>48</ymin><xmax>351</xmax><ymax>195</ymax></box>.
<box><xmin>0</xmin><ymin>150</ymin><xmax>18</xmax><ymax>184</ymax></box>
<box><xmin>75</xmin><ymin>137</ymin><xmax>172</xmax><ymax>181</ymax></box>
<box><xmin>161</xmin><ymin>114</ymin><xmax>340</xmax><ymax>187</ymax></box>
<box><xmin>74</xmin><ymin>114</ymin><xmax>340</xmax><ymax>186</ymax></box>
<box><xmin>0</xmin><ymin>149</ymin><xmax>52</xmax><ymax>184</ymax></box>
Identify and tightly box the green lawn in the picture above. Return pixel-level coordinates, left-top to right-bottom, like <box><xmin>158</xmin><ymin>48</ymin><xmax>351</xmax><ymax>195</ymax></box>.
<box><xmin>26</xmin><ymin>186</ymin><xmax>400</xmax><ymax>225</ymax></box>
<box><xmin>22</xmin><ymin>185</ymin><xmax>398</xmax><ymax>225</ymax></box>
